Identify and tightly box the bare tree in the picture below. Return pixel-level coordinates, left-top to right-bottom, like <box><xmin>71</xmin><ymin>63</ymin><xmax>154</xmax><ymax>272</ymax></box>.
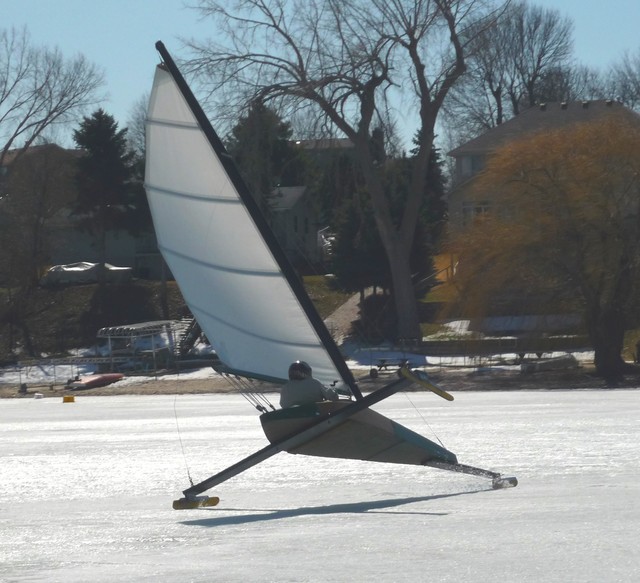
<box><xmin>184</xmin><ymin>0</ymin><xmax>506</xmax><ymax>339</ymax></box>
<box><xmin>0</xmin><ymin>144</ymin><xmax>79</xmax><ymax>355</ymax></box>
<box><xmin>445</xmin><ymin>1</ymin><xmax>575</xmax><ymax>138</ymax></box>
<box><xmin>534</xmin><ymin>64</ymin><xmax>607</xmax><ymax>104</ymax></box>
<box><xmin>445</xmin><ymin>8</ymin><xmax>514</xmax><ymax>138</ymax></box>
<box><xmin>610</xmin><ymin>48</ymin><xmax>640</xmax><ymax>111</ymax></box>
<box><xmin>126</xmin><ymin>93</ymin><xmax>149</xmax><ymax>158</ymax></box>
<box><xmin>0</xmin><ymin>27</ymin><xmax>104</xmax><ymax>166</ymax></box>
<box><xmin>509</xmin><ymin>1</ymin><xmax>573</xmax><ymax>110</ymax></box>
<box><xmin>1</xmin><ymin>145</ymin><xmax>78</xmax><ymax>286</ymax></box>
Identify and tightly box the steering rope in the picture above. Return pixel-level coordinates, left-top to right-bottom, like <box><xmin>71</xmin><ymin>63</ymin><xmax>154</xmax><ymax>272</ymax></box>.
<box><xmin>173</xmin><ymin>394</ymin><xmax>194</xmax><ymax>486</ymax></box>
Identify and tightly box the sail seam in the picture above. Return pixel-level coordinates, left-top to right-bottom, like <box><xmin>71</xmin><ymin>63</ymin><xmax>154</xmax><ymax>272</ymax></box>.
<box><xmin>146</xmin><ymin>183</ymin><xmax>242</xmax><ymax>205</ymax></box>
<box><xmin>189</xmin><ymin>302</ymin><xmax>325</xmax><ymax>349</ymax></box>
<box><xmin>146</xmin><ymin>117</ymin><xmax>199</xmax><ymax>131</ymax></box>
<box><xmin>160</xmin><ymin>245</ymin><xmax>282</xmax><ymax>277</ymax></box>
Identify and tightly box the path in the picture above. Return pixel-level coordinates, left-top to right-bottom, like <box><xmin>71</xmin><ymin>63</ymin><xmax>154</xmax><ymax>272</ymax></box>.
<box><xmin>323</xmin><ymin>291</ymin><xmax>362</xmax><ymax>344</ymax></box>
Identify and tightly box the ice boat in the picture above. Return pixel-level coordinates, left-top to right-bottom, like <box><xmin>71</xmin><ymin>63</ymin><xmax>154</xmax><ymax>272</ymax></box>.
<box><xmin>144</xmin><ymin>42</ymin><xmax>517</xmax><ymax>509</ymax></box>
<box><xmin>69</xmin><ymin>373</ymin><xmax>124</xmax><ymax>390</ymax></box>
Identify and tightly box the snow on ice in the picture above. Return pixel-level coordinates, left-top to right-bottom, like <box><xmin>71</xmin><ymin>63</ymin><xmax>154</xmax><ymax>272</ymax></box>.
<box><xmin>1</xmin><ymin>388</ymin><xmax>638</xmax><ymax>582</ymax></box>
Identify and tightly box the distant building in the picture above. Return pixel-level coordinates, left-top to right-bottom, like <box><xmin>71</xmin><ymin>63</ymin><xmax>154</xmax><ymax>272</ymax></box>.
<box><xmin>447</xmin><ymin>100</ymin><xmax>640</xmax><ymax>232</ymax></box>
<box><xmin>268</xmin><ymin>138</ymin><xmax>355</xmax><ymax>269</ymax></box>
<box><xmin>0</xmin><ymin>144</ymin><xmax>80</xmax><ymax>205</ymax></box>
<box><xmin>45</xmin><ymin>207</ymin><xmax>163</xmax><ymax>279</ymax></box>
<box><xmin>270</xmin><ymin>186</ymin><xmax>326</xmax><ymax>267</ymax></box>
<box><xmin>294</xmin><ymin>137</ymin><xmax>354</xmax><ymax>158</ymax></box>
<box><xmin>1</xmin><ymin>137</ymin><xmax>360</xmax><ymax>282</ymax></box>
<box><xmin>0</xmin><ymin>144</ymin><xmax>163</xmax><ymax>281</ymax></box>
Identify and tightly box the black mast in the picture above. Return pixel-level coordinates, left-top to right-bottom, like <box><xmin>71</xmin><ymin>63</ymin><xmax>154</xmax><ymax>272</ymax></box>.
<box><xmin>154</xmin><ymin>41</ymin><xmax>363</xmax><ymax>400</ymax></box>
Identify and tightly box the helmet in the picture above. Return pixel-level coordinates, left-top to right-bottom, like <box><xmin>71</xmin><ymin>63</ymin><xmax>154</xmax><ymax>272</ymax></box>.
<box><xmin>288</xmin><ymin>360</ymin><xmax>312</xmax><ymax>380</ymax></box>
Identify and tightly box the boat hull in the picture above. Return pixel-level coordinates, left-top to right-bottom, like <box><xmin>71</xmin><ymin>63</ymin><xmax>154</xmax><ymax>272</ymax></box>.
<box><xmin>260</xmin><ymin>401</ymin><xmax>457</xmax><ymax>465</ymax></box>
<box><xmin>70</xmin><ymin>373</ymin><xmax>124</xmax><ymax>390</ymax></box>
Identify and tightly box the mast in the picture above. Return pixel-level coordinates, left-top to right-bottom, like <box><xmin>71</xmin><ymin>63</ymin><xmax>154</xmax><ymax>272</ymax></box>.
<box><xmin>153</xmin><ymin>41</ymin><xmax>362</xmax><ymax>399</ymax></box>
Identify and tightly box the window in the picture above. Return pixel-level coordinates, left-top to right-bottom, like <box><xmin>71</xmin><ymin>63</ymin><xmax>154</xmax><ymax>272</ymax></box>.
<box><xmin>460</xmin><ymin>155</ymin><xmax>484</xmax><ymax>178</ymax></box>
<box><xmin>462</xmin><ymin>200</ymin><xmax>491</xmax><ymax>226</ymax></box>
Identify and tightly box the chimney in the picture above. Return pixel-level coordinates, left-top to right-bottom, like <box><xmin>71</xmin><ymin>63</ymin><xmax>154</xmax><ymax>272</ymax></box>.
<box><xmin>539</xmin><ymin>103</ymin><xmax>547</xmax><ymax>111</ymax></box>
<box><xmin>582</xmin><ymin>101</ymin><xmax>589</xmax><ymax>108</ymax></box>
<box><xmin>561</xmin><ymin>102</ymin><xmax>568</xmax><ymax>109</ymax></box>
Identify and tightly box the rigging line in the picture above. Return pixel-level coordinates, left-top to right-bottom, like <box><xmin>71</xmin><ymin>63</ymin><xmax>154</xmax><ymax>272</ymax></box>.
<box><xmin>401</xmin><ymin>391</ymin><xmax>447</xmax><ymax>449</ymax></box>
<box><xmin>257</xmin><ymin>393</ymin><xmax>276</xmax><ymax>410</ymax></box>
<box><xmin>230</xmin><ymin>374</ymin><xmax>277</xmax><ymax>411</ymax></box>
<box><xmin>231</xmin><ymin>380</ymin><xmax>263</xmax><ymax>410</ymax></box>
<box><xmin>239</xmin><ymin>390</ymin><xmax>266</xmax><ymax>412</ymax></box>
<box><xmin>246</xmin><ymin>389</ymin><xmax>271</xmax><ymax>410</ymax></box>
<box><xmin>243</xmin><ymin>382</ymin><xmax>276</xmax><ymax>410</ymax></box>
<box><xmin>172</xmin><ymin>394</ymin><xmax>194</xmax><ymax>486</ymax></box>
<box><xmin>223</xmin><ymin>374</ymin><xmax>270</xmax><ymax>412</ymax></box>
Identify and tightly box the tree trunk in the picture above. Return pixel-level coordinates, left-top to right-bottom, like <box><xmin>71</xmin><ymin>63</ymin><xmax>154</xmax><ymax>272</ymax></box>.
<box><xmin>10</xmin><ymin>290</ymin><xmax>37</xmax><ymax>357</ymax></box>
<box><xmin>19</xmin><ymin>319</ymin><xmax>36</xmax><ymax>358</ymax></box>
<box><xmin>355</xmin><ymin>141</ymin><xmax>423</xmax><ymax>341</ymax></box>
<box><xmin>387</xmin><ymin>245</ymin><xmax>421</xmax><ymax>340</ymax></box>
<box><xmin>160</xmin><ymin>257</ymin><xmax>169</xmax><ymax>319</ymax></box>
<box><xmin>588</xmin><ymin>307</ymin><xmax>626</xmax><ymax>383</ymax></box>
<box><xmin>96</xmin><ymin>220</ymin><xmax>108</xmax><ymax>310</ymax></box>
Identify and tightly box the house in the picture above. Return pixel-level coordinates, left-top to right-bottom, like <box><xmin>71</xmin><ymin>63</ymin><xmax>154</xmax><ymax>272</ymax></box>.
<box><xmin>270</xmin><ymin>186</ymin><xmax>326</xmax><ymax>267</ymax></box>
<box><xmin>0</xmin><ymin>144</ymin><xmax>163</xmax><ymax>281</ymax></box>
<box><xmin>269</xmin><ymin>138</ymin><xmax>355</xmax><ymax>269</ymax></box>
<box><xmin>1</xmin><ymin>137</ymin><xmax>358</xmax><ymax>282</ymax></box>
<box><xmin>294</xmin><ymin>137</ymin><xmax>354</xmax><ymax>161</ymax></box>
<box><xmin>0</xmin><ymin>143</ymin><xmax>80</xmax><ymax>205</ymax></box>
<box><xmin>444</xmin><ymin>100</ymin><xmax>640</xmax><ymax>339</ymax></box>
<box><xmin>45</xmin><ymin>207</ymin><xmax>163</xmax><ymax>279</ymax></box>
<box><xmin>447</xmin><ymin>100</ymin><xmax>640</xmax><ymax>232</ymax></box>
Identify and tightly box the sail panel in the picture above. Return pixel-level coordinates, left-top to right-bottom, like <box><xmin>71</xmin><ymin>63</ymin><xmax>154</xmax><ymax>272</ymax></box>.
<box><xmin>145</xmin><ymin>65</ymin><xmax>347</xmax><ymax>390</ymax></box>
<box><xmin>145</xmin><ymin>178</ymin><xmax>280</xmax><ymax>273</ymax></box>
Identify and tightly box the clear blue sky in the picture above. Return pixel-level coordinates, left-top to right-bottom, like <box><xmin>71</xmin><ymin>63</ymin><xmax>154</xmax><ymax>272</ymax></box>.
<box><xmin>4</xmin><ymin>0</ymin><xmax>640</xmax><ymax>141</ymax></box>
<box><xmin>3</xmin><ymin>0</ymin><xmax>210</xmax><ymax>137</ymax></box>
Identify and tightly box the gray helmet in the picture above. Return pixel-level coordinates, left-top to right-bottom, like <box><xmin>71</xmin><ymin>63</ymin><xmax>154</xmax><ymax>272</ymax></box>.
<box><xmin>288</xmin><ymin>360</ymin><xmax>312</xmax><ymax>380</ymax></box>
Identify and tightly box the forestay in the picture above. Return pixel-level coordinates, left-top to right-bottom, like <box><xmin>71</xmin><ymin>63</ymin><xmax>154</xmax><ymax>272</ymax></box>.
<box><xmin>144</xmin><ymin>62</ymin><xmax>352</xmax><ymax>393</ymax></box>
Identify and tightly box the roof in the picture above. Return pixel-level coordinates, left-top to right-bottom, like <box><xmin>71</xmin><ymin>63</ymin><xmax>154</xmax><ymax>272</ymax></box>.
<box><xmin>1</xmin><ymin>143</ymin><xmax>82</xmax><ymax>167</ymax></box>
<box><xmin>271</xmin><ymin>185</ymin><xmax>306</xmax><ymax>212</ymax></box>
<box><xmin>293</xmin><ymin>138</ymin><xmax>354</xmax><ymax>150</ymax></box>
<box><xmin>449</xmin><ymin>100</ymin><xmax>640</xmax><ymax>157</ymax></box>
<box><xmin>97</xmin><ymin>320</ymin><xmax>178</xmax><ymax>338</ymax></box>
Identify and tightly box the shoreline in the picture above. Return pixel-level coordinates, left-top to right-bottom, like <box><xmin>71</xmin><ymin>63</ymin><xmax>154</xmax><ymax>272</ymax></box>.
<box><xmin>2</xmin><ymin>364</ymin><xmax>637</xmax><ymax>399</ymax></box>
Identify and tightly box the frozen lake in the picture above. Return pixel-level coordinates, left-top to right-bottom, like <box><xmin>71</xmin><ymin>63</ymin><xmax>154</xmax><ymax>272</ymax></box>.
<box><xmin>1</xmin><ymin>389</ymin><xmax>638</xmax><ymax>582</ymax></box>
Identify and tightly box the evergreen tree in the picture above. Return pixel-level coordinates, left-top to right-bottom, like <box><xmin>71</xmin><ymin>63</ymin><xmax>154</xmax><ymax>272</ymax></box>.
<box><xmin>331</xmin><ymin>142</ymin><xmax>447</xmax><ymax>300</ymax></box>
<box><xmin>72</xmin><ymin>109</ymin><xmax>139</xmax><ymax>284</ymax></box>
<box><xmin>306</xmin><ymin>147</ymin><xmax>361</xmax><ymax>228</ymax></box>
<box><xmin>331</xmin><ymin>193</ymin><xmax>386</xmax><ymax>293</ymax></box>
<box><xmin>226</xmin><ymin>100</ymin><xmax>306</xmax><ymax>218</ymax></box>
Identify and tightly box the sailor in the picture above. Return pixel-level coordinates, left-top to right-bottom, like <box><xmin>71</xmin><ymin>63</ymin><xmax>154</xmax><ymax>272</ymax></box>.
<box><xmin>280</xmin><ymin>360</ymin><xmax>339</xmax><ymax>408</ymax></box>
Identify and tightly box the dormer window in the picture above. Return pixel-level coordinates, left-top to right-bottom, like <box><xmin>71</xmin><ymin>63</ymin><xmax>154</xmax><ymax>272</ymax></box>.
<box><xmin>460</xmin><ymin>155</ymin><xmax>484</xmax><ymax>178</ymax></box>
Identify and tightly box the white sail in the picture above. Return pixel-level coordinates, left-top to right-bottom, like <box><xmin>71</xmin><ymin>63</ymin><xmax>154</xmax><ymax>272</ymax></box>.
<box><xmin>144</xmin><ymin>64</ymin><xmax>348</xmax><ymax>390</ymax></box>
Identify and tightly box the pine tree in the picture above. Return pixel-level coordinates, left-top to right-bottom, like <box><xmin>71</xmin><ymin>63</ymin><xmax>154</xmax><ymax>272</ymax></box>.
<box><xmin>226</xmin><ymin>100</ymin><xmax>305</xmax><ymax>218</ymax></box>
<box><xmin>72</xmin><ymin>109</ymin><xmax>138</xmax><ymax>285</ymax></box>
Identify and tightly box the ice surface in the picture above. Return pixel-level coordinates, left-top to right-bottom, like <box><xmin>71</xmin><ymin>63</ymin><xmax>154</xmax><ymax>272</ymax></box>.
<box><xmin>1</xmin><ymin>390</ymin><xmax>638</xmax><ymax>582</ymax></box>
